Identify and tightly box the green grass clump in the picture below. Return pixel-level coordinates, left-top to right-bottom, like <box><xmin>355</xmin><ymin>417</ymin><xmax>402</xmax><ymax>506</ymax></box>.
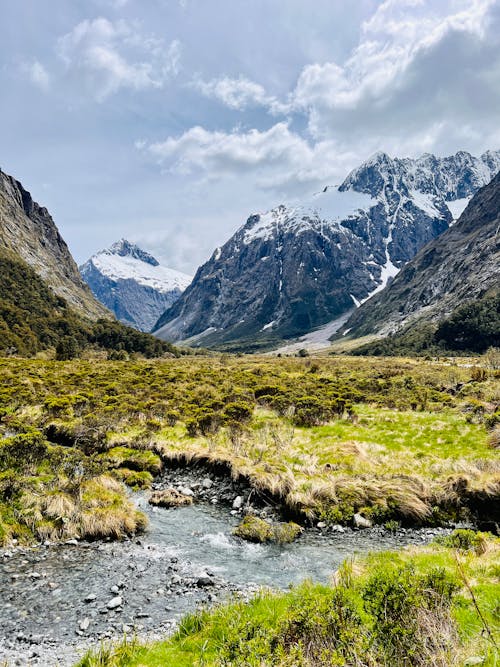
<box><xmin>233</xmin><ymin>515</ymin><xmax>302</xmax><ymax>544</ymax></box>
<box><xmin>99</xmin><ymin>446</ymin><xmax>162</xmax><ymax>475</ymax></box>
<box><xmin>75</xmin><ymin>536</ymin><xmax>500</xmax><ymax>667</ymax></box>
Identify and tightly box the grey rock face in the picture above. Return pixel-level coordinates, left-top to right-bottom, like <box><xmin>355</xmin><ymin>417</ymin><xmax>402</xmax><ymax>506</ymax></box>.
<box><xmin>0</xmin><ymin>168</ymin><xmax>109</xmax><ymax>320</ymax></box>
<box><xmin>153</xmin><ymin>150</ymin><xmax>500</xmax><ymax>348</ymax></box>
<box><xmin>80</xmin><ymin>240</ymin><xmax>191</xmax><ymax>332</ymax></box>
<box><xmin>341</xmin><ymin>170</ymin><xmax>500</xmax><ymax>337</ymax></box>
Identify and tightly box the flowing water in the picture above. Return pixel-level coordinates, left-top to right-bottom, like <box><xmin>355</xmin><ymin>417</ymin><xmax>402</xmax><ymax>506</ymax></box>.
<box><xmin>0</xmin><ymin>495</ymin><xmax>446</xmax><ymax>666</ymax></box>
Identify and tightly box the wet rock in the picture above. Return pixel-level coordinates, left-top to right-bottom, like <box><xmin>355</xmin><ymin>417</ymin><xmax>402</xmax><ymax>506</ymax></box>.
<box><xmin>202</xmin><ymin>478</ymin><xmax>213</xmax><ymax>489</ymax></box>
<box><xmin>177</xmin><ymin>486</ymin><xmax>194</xmax><ymax>497</ymax></box>
<box><xmin>84</xmin><ymin>594</ymin><xmax>96</xmax><ymax>603</ymax></box>
<box><xmin>317</xmin><ymin>521</ymin><xmax>327</xmax><ymax>529</ymax></box>
<box><xmin>197</xmin><ymin>575</ymin><xmax>215</xmax><ymax>587</ymax></box>
<box><xmin>232</xmin><ymin>496</ymin><xmax>244</xmax><ymax>510</ymax></box>
<box><xmin>331</xmin><ymin>525</ymin><xmax>346</xmax><ymax>533</ymax></box>
<box><xmin>353</xmin><ymin>514</ymin><xmax>372</xmax><ymax>529</ymax></box>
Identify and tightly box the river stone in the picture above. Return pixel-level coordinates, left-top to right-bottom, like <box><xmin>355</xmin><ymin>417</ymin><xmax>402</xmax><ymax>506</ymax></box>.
<box><xmin>106</xmin><ymin>596</ymin><xmax>123</xmax><ymax>609</ymax></box>
<box><xmin>317</xmin><ymin>521</ymin><xmax>327</xmax><ymax>529</ymax></box>
<box><xmin>202</xmin><ymin>478</ymin><xmax>213</xmax><ymax>489</ymax></box>
<box><xmin>84</xmin><ymin>594</ymin><xmax>96</xmax><ymax>602</ymax></box>
<box><xmin>353</xmin><ymin>514</ymin><xmax>372</xmax><ymax>529</ymax></box>
<box><xmin>232</xmin><ymin>496</ymin><xmax>244</xmax><ymax>509</ymax></box>
<box><xmin>79</xmin><ymin>618</ymin><xmax>90</xmax><ymax>631</ymax></box>
<box><xmin>331</xmin><ymin>525</ymin><xmax>346</xmax><ymax>533</ymax></box>
<box><xmin>177</xmin><ymin>486</ymin><xmax>194</xmax><ymax>497</ymax></box>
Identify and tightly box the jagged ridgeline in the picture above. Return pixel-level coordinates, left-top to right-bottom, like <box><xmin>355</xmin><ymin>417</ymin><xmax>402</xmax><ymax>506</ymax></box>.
<box><xmin>153</xmin><ymin>149</ymin><xmax>500</xmax><ymax>351</ymax></box>
<box><xmin>0</xmin><ymin>168</ymin><xmax>177</xmax><ymax>358</ymax></box>
<box><xmin>343</xmin><ymin>169</ymin><xmax>500</xmax><ymax>355</ymax></box>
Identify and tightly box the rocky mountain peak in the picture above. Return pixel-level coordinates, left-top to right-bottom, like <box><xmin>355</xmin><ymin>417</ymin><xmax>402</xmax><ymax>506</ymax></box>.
<box><xmin>80</xmin><ymin>241</ymin><xmax>192</xmax><ymax>332</ymax></box>
<box><xmin>153</xmin><ymin>149</ymin><xmax>500</xmax><ymax>350</ymax></box>
<box><xmin>107</xmin><ymin>239</ymin><xmax>159</xmax><ymax>266</ymax></box>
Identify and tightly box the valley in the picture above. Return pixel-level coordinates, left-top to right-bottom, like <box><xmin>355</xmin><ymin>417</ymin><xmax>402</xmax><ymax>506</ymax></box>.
<box><xmin>0</xmin><ymin>353</ymin><xmax>499</xmax><ymax>665</ymax></box>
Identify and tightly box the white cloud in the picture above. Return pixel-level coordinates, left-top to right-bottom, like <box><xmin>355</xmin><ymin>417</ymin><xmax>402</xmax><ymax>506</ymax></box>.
<box><xmin>56</xmin><ymin>17</ymin><xmax>181</xmax><ymax>100</ymax></box>
<box><xmin>192</xmin><ymin>75</ymin><xmax>286</xmax><ymax>113</ymax></box>
<box><xmin>25</xmin><ymin>60</ymin><xmax>50</xmax><ymax>91</ymax></box>
<box><xmin>170</xmin><ymin>0</ymin><xmax>500</xmax><ymax>197</ymax></box>
<box><xmin>286</xmin><ymin>0</ymin><xmax>500</xmax><ymax>151</ymax></box>
<box><xmin>141</xmin><ymin>122</ymin><xmax>356</xmax><ymax>194</ymax></box>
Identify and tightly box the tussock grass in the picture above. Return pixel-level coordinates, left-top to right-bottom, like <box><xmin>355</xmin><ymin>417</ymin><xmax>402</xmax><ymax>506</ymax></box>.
<box><xmin>1</xmin><ymin>355</ymin><xmax>499</xmax><ymax>541</ymax></box>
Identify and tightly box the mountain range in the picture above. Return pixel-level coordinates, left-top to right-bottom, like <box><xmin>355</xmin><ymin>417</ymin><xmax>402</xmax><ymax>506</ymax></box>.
<box><xmin>339</xmin><ymin>169</ymin><xmax>500</xmax><ymax>352</ymax></box>
<box><xmin>80</xmin><ymin>240</ymin><xmax>192</xmax><ymax>332</ymax></box>
<box><xmin>152</xmin><ymin>150</ymin><xmax>500</xmax><ymax>350</ymax></box>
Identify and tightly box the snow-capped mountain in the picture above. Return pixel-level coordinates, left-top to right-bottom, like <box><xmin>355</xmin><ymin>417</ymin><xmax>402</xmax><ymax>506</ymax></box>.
<box><xmin>80</xmin><ymin>240</ymin><xmax>192</xmax><ymax>332</ymax></box>
<box><xmin>153</xmin><ymin>150</ymin><xmax>500</xmax><ymax>349</ymax></box>
<box><xmin>341</xmin><ymin>169</ymin><xmax>500</xmax><ymax>340</ymax></box>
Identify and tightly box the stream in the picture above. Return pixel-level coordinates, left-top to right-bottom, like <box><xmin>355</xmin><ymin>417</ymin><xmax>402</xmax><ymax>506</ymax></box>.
<box><xmin>0</xmin><ymin>482</ymin><xmax>449</xmax><ymax>666</ymax></box>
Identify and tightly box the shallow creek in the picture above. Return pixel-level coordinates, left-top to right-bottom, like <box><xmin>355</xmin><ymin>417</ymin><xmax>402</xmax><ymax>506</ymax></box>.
<box><xmin>0</xmin><ymin>491</ymin><xmax>448</xmax><ymax>666</ymax></box>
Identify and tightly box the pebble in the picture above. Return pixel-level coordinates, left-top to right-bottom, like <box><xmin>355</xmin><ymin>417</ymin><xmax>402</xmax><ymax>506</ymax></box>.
<box><xmin>106</xmin><ymin>596</ymin><xmax>123</xmax><ymax>610</ymax></box>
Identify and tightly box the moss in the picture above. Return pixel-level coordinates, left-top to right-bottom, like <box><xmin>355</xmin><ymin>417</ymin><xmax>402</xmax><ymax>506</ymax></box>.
<box><xmin>233</xmin><ymin>515</ymin><xmax>302</xmax><ymax>544</ymax></box>
<box><xmin>112</xmin><ymin>468</ymin><xmax>153</xmax><ymax>490</ymax></box>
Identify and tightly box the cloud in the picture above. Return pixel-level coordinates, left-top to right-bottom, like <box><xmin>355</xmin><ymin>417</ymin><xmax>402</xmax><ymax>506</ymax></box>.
<box><xmin>151</xmin><ymin>0</ymin><xmax>500</xmax><ymax>199</ymax></box>
<box><xmin>56</xmin><ymin>17</ymin><xmax>181</xmax><ymax>100</ymax></box>
<box><xmin>141</xmin><ymin>122</ymin><xmax>357</xmax><ymax>194</ymax></box>
<box><xmin>286</xmin><ymin>0</ymin><xmax>500</xmax><ymax>151</ymax></box>
<box><xmin>24</xmin><ymin>60</ymin><xmax>50</xmax><ymax>91</ymax></box>
<box><xmin>192</xmin><ymin>75</ymin><xmax>286</xmax><ymax>113</ymax></box>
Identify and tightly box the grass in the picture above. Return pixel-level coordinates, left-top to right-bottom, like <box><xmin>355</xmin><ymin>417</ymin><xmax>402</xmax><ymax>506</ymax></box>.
<box><xmin>1</xmin><ymin>354</ymin><xmax>499</xmax><ymax>543</ymax></box>
<box><xmin>75</xmin><ymin>532</ymin><xmax>500</xmax><ymax>667</ymax></box>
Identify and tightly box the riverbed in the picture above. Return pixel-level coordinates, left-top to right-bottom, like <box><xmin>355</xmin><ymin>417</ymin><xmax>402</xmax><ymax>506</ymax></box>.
<box><xmin>0</xmin><ymin>478</ymin><xmax>449</xmax><ymax>666</ymax></box>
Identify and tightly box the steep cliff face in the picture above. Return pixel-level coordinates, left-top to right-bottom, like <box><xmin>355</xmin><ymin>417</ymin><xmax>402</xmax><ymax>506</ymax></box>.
<box><xmin>80</xmin><ymin>240</ymin><xmax>192</xmax><ymax>332</ymax></box>
<box><xmin>0</xmin><ymin>168</ymin><xmax>109</xmax><ymax>320</ymax></box>
<box><xmin>153</xmin><ymin>150</ymin><xmax>500</xmax><ymax>348</ymax></box>
<box><xmin>340</xmin><ymin>170</ymin><xmax>500</xmax><ymax>339</ymax></box>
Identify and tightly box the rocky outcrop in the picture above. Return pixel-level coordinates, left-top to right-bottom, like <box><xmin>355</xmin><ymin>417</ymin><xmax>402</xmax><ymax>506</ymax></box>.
<box><xmin>80</xmin><ymin>240</ymin><xmax>191</xmax><ymax>332</ymax></box>
<box><xmin>153</xmin><ymin>150</ymin><xmax>500</xmax><ymax>349</ymax></box>
<box><xmin>0</xmin><ymin>168</ymin><xmax>109</xmax><ymax>320</ymax></box>
<box><xmin>340</xmin><ymin>170</ymin><xmax>500</xmax><ymax>337</ymax></box>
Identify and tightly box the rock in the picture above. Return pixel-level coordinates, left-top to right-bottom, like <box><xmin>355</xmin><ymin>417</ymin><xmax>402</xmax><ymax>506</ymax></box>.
<box><xmin>202</xmin><ymin>478</ymin><xmax>213</xmax><ymax>489</ymax></box>
<box><xmin>110</xmin><ymin>585</ymin><xmax>119</xmax><ymax>594</ymax></box>
<box><xmin>331</xmin><ymin>524</ymin><xmax>346</xmax><ymax>533</ymax></box>
<box><xmin>177</xmin><ymin>486</ymin><xmax>194</xmax><ymax>497</ymax></box>
<box><xmin>232</xmin><ymin>496</ymin><xmax>244</xmax><ymax>510</ymax></box>
<box><xmin>197</xmin><ymin>575</ymin><xmax>215</xmax><ymax>587</ymax></box>
<box><xmin>84</xmin><ymin>594</ymin><xmax>96</xmax><ymax>602</ymax></box>
<box><xmin>106</xmin><ymin>596</ymin><xmax>123</xmax><ymax>610</ymax></box>
<box><xmin>79</xmin><ymin>618</ymin><xmax>91</xmax><ymax>631</ymax></box>
<box><xmin>317</xmin><ymin>521</ymin><xmax>327</xmax><ymax>529</ymax></box>
<box><xmin>353</xmin><ymin>514</ymin><xmax>372</xmax><ymax>529</ymax></box>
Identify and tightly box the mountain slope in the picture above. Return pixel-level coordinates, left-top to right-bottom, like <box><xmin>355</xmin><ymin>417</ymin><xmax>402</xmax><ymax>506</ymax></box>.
<box><xmin>0</xmin><ymin>168</ymin><xmax>109</xmax><ymax>320</ymax></box>
<box><xmin>153</xmin><ymin>150</ymin><xmax>500</xmax><ymax>349</ymax></box>
<box><xmin>80</xmin><ymin>240</ymin><xmax>192</xmax><ymax>332</ymax></box>
<box><xmin>340</xmin><ymin>170</ymin><xmax>500</xmax><ymax>344</ymax></box>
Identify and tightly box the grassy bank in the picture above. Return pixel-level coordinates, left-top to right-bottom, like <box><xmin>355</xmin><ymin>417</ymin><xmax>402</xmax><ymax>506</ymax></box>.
<box><xmin>76</xmin><ymin>531</ymin><xmax>500</xmax><ymax>667</ymax></box>
<box><xmin>1</xmin><ymin>355</ymin><xmax>499</xmax><ymax>543</ymax></box>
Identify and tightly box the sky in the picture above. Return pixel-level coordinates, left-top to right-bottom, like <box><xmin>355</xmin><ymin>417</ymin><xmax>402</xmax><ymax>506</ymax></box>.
<box><xmin>1</xmin><ymin>0</ymin><xmax>499</xmax><ymax>273</ymax></box>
